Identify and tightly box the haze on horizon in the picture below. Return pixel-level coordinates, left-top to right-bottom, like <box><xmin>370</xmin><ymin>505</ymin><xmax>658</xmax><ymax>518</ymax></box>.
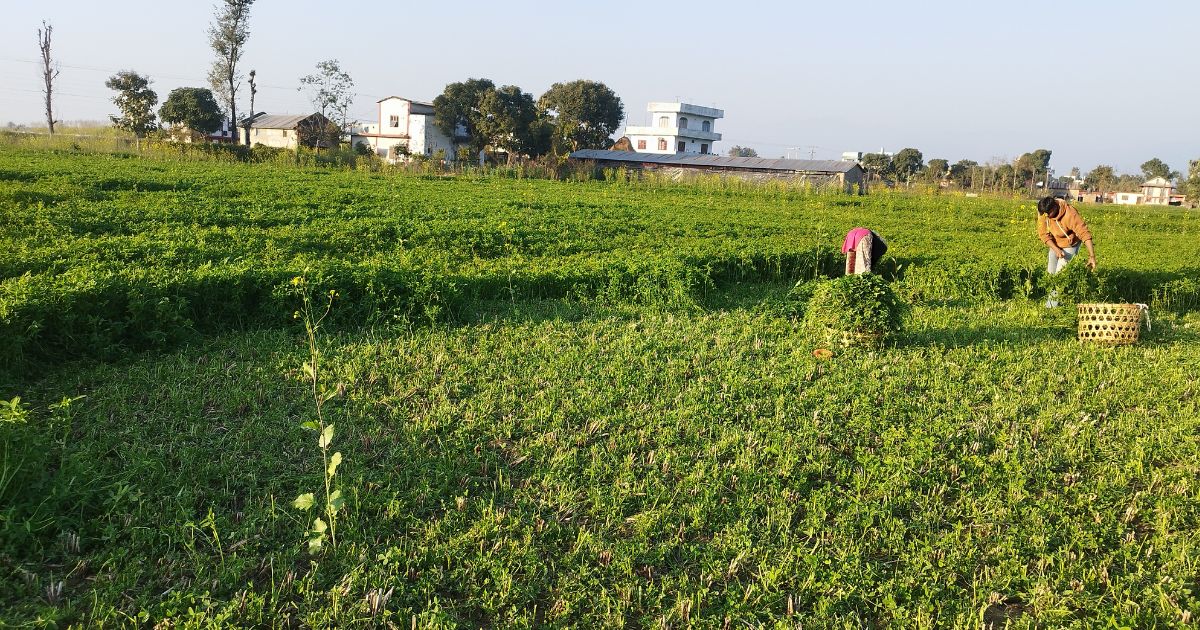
<box><xmin>1</xmin><ymin>0</ymin><xmax>1195</xmax><ymax>176</ymax></box>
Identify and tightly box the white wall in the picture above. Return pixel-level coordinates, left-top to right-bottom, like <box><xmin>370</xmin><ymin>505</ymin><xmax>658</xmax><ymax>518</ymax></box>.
<box><xmin>250</xmin><ymin>127</ymin><xmax>297</xmax><ymax>149</ymax></box>
<box><xmin>626</xmin><ymin>133</ymin><xmax>714</xmax><ymax>155</ymax></box>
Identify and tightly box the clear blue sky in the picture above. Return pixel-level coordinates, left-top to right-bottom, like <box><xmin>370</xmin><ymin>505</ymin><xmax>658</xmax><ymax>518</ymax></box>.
<box><xmin>1</xmin><ymin>0</ymin><xmax>1196</xmax><ymax>175</ymax></box>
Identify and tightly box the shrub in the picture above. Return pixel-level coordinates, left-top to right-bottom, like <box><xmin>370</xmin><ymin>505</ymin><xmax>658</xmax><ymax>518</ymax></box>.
<box><xmin>804</xmin><ymin>274</ymin><xmax>907</xmax><ymax>348</ymax></box>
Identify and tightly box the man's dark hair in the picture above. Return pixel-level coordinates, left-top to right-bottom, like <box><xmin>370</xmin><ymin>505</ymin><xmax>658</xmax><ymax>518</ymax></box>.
<box><xmin>1037</xmin><ymin>196</ymin><xmax>1058</xmax><ymax>215</ymax></box>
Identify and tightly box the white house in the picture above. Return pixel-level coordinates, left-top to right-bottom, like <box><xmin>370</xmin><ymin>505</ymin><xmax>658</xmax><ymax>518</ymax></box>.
<box><xmin>351</xmin><ymin>96</ymin><xmax>461</xmax><ymax>161</ymax></box>
<box><xmin>623</xmin><ymin>102</ymin><xmax>723</xmax><ymax>155</ymax></box>
<box><xmin>1140</xmin><ymin>176</ymin><xmax>1174</xmax><ymax>205</ymax></box>
<box><xmin>1113</xmin><ymin>192</ymin><xmax>1144</xmax><ymax>205</ymax></box>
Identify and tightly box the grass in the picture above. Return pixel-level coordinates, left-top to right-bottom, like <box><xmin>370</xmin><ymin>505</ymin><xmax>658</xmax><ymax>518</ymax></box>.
<box><xmin>1</xmin><ymin>146</ymin><xmax>1198</xmax><ymax>627</ymax></box>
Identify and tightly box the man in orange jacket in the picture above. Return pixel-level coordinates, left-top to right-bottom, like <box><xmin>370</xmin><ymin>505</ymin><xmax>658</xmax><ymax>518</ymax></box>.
<box><xmin>1037</xmin><ymin>196</ymin><xmax>1097</xmax><ymax>307</ymax></box>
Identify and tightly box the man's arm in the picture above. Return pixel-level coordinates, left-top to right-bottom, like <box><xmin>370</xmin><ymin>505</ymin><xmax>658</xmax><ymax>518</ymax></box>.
<box><xmin>1082</xmin><ymin>238</ymin><xmax>1096</xmax><ymax>269</ymax></box>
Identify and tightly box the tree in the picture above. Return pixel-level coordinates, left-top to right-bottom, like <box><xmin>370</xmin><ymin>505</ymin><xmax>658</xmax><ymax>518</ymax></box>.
<box><xmin>477</xmin><ymin>85</ymin><xmax>540</xmax><ymax>161</ymax></box>
<box><xmin>1083</xmin><ymin>165</ymin><xmax>1115</xmax><ymax>192</ymax></box>
<box><xmin>536</xmin><ymin>80</ymin><xmax>624</xmax><ymax>154</ymax></box>
<box><xmin>1015</xmin><ymin>149</ymin><xmax>1052</xmax><ymax>190</ymax></box>
<box><xmin>949</xmin><ymin>159</ymin><xmax>977</xmax><ymax>187</ymax></box>
<box><xmin>727</xmin><ymin>145</ymin><xmax>759</xmax><ymax>157</ymax></box>
<box><xmin>38</xmin><ymin>21</ymin><xmax>59</xmax><ymax>135</ymax></box>
<box><xmin>1185</xmin><ymin>160</ymin><xmax>1200</xmax><ymax>207</ymax></box>
<box><xmin>208</xmin><ymin>0</ymin><xmax>255</xmax><ymax>144</ymax></box>
<box><xmin>159</xmin><ymin>88</ymin><xmax>224</xmax><ymax>139</ymax></box>
<box><xmin>927</xmin><ymin>159</ymin><xmax>949</xmax><ymax>181</ymax></box>
<box><xmin>105</xmin><ymin>71</ymin><xmax>158</xmax><ymax>142</ymax></box>
<box><xmin>861</xmin><ymin>153</ymin><xmax>893</xmax><ymax>180</ymax></box>
<box><xmin>1140</xmin><ymin>158</ymin><xmax>1171</xmax><ymax>181</ymax></box>
<box><xmin>892</xmin><ymin>148</ymin><xmax>924</xmax><ymax>182</ymax></box>
<box><xmin>299</xmin><ymin>60</ymin><xmax>355</xmax><ymax>147</ymax></box>
<box><xmin>433</xmin><ymin>78</ymin><xmax>495</xmax><ymax>154</ymax></box>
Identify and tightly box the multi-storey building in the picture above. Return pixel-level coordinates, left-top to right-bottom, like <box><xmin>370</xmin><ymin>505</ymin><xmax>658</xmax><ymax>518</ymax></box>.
<box><xmin>623</xmin><ymin>102</ymin><xmax>723</xmax><ymax>155</ymax></box>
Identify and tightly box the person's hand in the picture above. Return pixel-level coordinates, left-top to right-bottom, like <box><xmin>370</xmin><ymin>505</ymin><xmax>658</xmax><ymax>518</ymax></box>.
<box><xmin>1087</xmin><ymin>256</ymin><xmax>1097</xmax><ymax>270</ymax></box>
<box><xmin>1053</xmin><ymin>247</ymin><xmax>1065</xmax><ymax>259</ymax></box>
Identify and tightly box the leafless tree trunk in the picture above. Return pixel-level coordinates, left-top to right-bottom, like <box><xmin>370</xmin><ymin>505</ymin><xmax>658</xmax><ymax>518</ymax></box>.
<box><xmin>38</xmin><ymin>21</ymin><xmax>59</xmax><ymax>135</ymax></box>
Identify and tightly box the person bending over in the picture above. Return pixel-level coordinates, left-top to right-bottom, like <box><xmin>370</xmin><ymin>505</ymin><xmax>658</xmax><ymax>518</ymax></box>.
<box><xmin>1037</xmin><ymin>196</ymin><xmax>1096</xmax><ymax>307</ymax></box>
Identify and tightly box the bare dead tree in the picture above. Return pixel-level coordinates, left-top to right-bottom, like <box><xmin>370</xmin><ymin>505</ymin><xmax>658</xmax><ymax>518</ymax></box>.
<box><xmin>38</xmin><ymin>21</ymin><xmax>60</xmax><ymax>135</ymax></box>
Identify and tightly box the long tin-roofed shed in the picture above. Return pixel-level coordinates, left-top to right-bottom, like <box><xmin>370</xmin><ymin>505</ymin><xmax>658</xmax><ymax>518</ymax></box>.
<box><xmin>569</xmin><ymin>149</ymin><xmax>866</xmax><ymax>193</ymax></box>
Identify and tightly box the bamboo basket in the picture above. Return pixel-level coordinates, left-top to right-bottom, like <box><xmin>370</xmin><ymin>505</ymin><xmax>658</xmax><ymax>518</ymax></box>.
<box><xmin>1077</xmin><ymin>303</ymin><xmax>1143</xmax><ymax>345</ymax></box>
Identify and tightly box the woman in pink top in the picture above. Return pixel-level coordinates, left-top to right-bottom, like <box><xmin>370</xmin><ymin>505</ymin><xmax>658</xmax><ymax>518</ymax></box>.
<box><xmin>843</xmin><ymin>228</ymin><xmax>887</xmax><ymax>275</ymax></box>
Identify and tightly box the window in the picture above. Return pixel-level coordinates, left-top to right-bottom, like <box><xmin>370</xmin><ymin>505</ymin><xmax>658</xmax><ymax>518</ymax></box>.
<box><xmin>657</xmin><ymin>138</ymin><xmax>667</xmax><ymax>151</ymax></box>
<box><xmin>678</xmin><ymin>141</ymin><xmax>686</xmax><ymax>152</ymax></box>
<box><xmin>637</xmin><ymin>139</ymin><xmax>647</xmax><ymax>150</ymax></box>
<box><xmin>282</xmin><ymin>129</ymin><xmax>289</xmax><ymax>137</ymax></box>
<box><xmin>389</xmin><ymin>115</ymin><xmax>400</xmax><ymax>128</ymax></box>
<box><xmin>701</xmin><ymin>120</ymin><xmax>710</xmax><ymax>132</ymax></box>
<box><xmin>678</xmin><ymin>117</ymin><xmax>688</xmax><ymax>129</ymax></box>
<box><xmin>658</xmin><ymin>116</ymin><xmax>669</xmax><ymax>128</ymax></box>
<box><xmin>701</xmin><ymin>144</ymin><xmax>708</xmax><ymax>154</ymax></box>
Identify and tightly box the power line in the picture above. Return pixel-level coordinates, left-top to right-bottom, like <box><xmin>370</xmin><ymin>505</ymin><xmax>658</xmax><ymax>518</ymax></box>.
<box><xmin>0</xmin><ymin>57</ymin><xmax>388</xmax><ymax>100</ymax></box>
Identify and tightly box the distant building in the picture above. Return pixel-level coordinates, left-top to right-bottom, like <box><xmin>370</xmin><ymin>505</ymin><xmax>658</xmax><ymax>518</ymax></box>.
<box><xmin>842</xmin><ymin>151</ymin><xmax>864</xmax><ymax>163</ymax></box>
<box><xmin>569</xmin><ymin>149</ymin><xmax>866</xmax><ymax>193</ymax></box>
<box><xmin>245</xmin><ymin>113</ymin><xmax>337</xmax><ymax>149</ymax></box>
<box><xmin>1113</xmin><ymin>192</ymin><xmax>1144</xmax><ymax>205</ymax></box>
<box><xmin>1140</xmin><ymin>176</ymin><xmax>1174</xmax><ymax>205</ymax></box>
<box><xmin>623</xmin><ymin>102</ymin><xmax>723</xmax><ymax>155</ymax></box>
<box><xmin>351</xmin><ymin>96</ymin><xmax>463</xmax><ymax>161</ymax></box>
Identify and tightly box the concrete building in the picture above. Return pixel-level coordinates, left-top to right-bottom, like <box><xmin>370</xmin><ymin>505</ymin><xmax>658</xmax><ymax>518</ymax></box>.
<box><xmin>245</xmin><ymin>113</ymin><xmax>336</xmax><ymax>149</ymax></box>
<box><xmin>569</xmin><ymin>149</ymin><xmax>866</xmax><ymax>193</ymax></box>
<box><xmin>623</xmin><ymin>102</ymin><xmax>723</xmax><ymax>155</ymax></box>
<box><xmin>1113</xmin><ymin>192</ymin><xmax>1144</xmax><ymax>205</ymax></box>
<box><xmin>351</xmin><ymin>96</ymin><xmax>462</xmax><ymax>161</ymax></box>
<box><xmin>1140</xmin><ymin>176</ymin><xmax>1174</xmax><ymax>205</ymax></box>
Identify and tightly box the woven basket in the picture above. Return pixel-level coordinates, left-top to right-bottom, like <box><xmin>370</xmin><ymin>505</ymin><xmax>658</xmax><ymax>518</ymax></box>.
<box><xmin>1077</xmin><ymin>303</ymin><xmax>1143</xmax><ymax>345</ymax></box>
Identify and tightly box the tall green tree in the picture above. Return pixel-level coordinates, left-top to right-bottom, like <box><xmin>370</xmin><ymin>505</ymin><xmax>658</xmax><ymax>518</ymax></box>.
<box><xmin>537</xmin><ymin>80</ymin><xmax>624</xmax><ymax>154</ymax></box>
<box><xmin>1186</xmin><ymin>160</ymin><xmax>1200</xmax><ymax>207</ymax></box>
<box><xmin>727</xmin><ymin>145</ymin><xmax>758</xmax><ymax>157</ymax></box>
<box><xmin>861</xmin><ymin>153</ymin><xmax>893</xmax><ymax>180</ymax></box>
<box><xmin>1140</xmin><ymin>158</ymin><xmax>1171</xmax><ymax>180</ymax></box>
<box><xmin>433</xmin><ymin>78</ymin><xmax>495</xmax><ymax>154</ymax></box>
<box><xmin>299</xmin><ymin>59</ymin><xmax>355</xmax><ymax>147</ymax></box>
<box><xmin>949</xmin><ymin>159</ymin><xmax>977</xmax><ymax>187</ymax></box>
<box><xmin>208</xmin><ymin>0</ymin><xmax>254</xmax><ymax>144</ymax></box>
<box><xmin>1083</xmin><ymin>165</ymin><xmax>1116</xmax><ymax>192</ymax></box>
<box><xmin>927</xmin><ymin>159</ymin><xmax>949</xmax><ymax>181</ymax></box>
<box><xmin>105</xmin><ymin>71</ymin><xmax>158</xmax><ymax>141</ymax></box>
<box><xmin>892</xmin><ymin>148</ymin><xmax>923</xmax><ymax>182</ymax></box>
<box><xmin>159</xmin><ymin>87</ymin><xmax>224</xmax><ymax>140</ymax></box>
<box><xmin>477</xmin><ymin>85</ymin><xmax>540</xmax><ymax>160</ymax></box>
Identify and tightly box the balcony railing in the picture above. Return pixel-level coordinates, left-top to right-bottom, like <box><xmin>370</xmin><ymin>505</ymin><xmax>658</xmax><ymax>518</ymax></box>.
<box><xmin>624</xmin><ymin>125</ymin><xmax>721</xmax><ymax>141</ymax></box>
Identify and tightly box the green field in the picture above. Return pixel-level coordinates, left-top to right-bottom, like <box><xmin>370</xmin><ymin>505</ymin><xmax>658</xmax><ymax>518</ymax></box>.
<box><xmin>2</xmin><ymin>147</ymin><xmax>1198</xmax><ymax>627</ymax></box>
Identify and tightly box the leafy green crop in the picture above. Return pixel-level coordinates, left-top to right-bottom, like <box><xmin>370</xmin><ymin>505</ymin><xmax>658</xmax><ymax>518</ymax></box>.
<box><xmin>804</xmin><ymin>274</ymin><xmax>907</xmax><ymax>347</ymax></box>
<box><xmin>2</xmin><ymin>146</ymin><xmax>1199</xmax><ymax>627</ymax></box>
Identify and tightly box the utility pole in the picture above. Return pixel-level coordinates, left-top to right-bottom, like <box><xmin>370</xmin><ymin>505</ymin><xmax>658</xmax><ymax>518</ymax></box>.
<box><xmin>244</xmin><ymin>69</ymin><xmax>257</xmax><ymax>145</ymax></box>
<box><xmin>37</xmin><ymin>21</ymin><xmax>59</xmax><ymax>135</ymax></box>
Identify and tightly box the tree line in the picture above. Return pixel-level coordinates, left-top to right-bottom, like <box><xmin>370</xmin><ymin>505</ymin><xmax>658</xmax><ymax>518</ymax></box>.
<box><xmin>859</xmin><ymin>148</ymin><xmax>1193</xmax><ymax>198</ymax></box>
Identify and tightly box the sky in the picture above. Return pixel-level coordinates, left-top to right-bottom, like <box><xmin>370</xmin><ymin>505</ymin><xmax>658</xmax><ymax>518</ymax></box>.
<box><xmin>1</xmin><ymin>0</ymin><xmax>1196</xmax><ymax>175</ymax></box>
